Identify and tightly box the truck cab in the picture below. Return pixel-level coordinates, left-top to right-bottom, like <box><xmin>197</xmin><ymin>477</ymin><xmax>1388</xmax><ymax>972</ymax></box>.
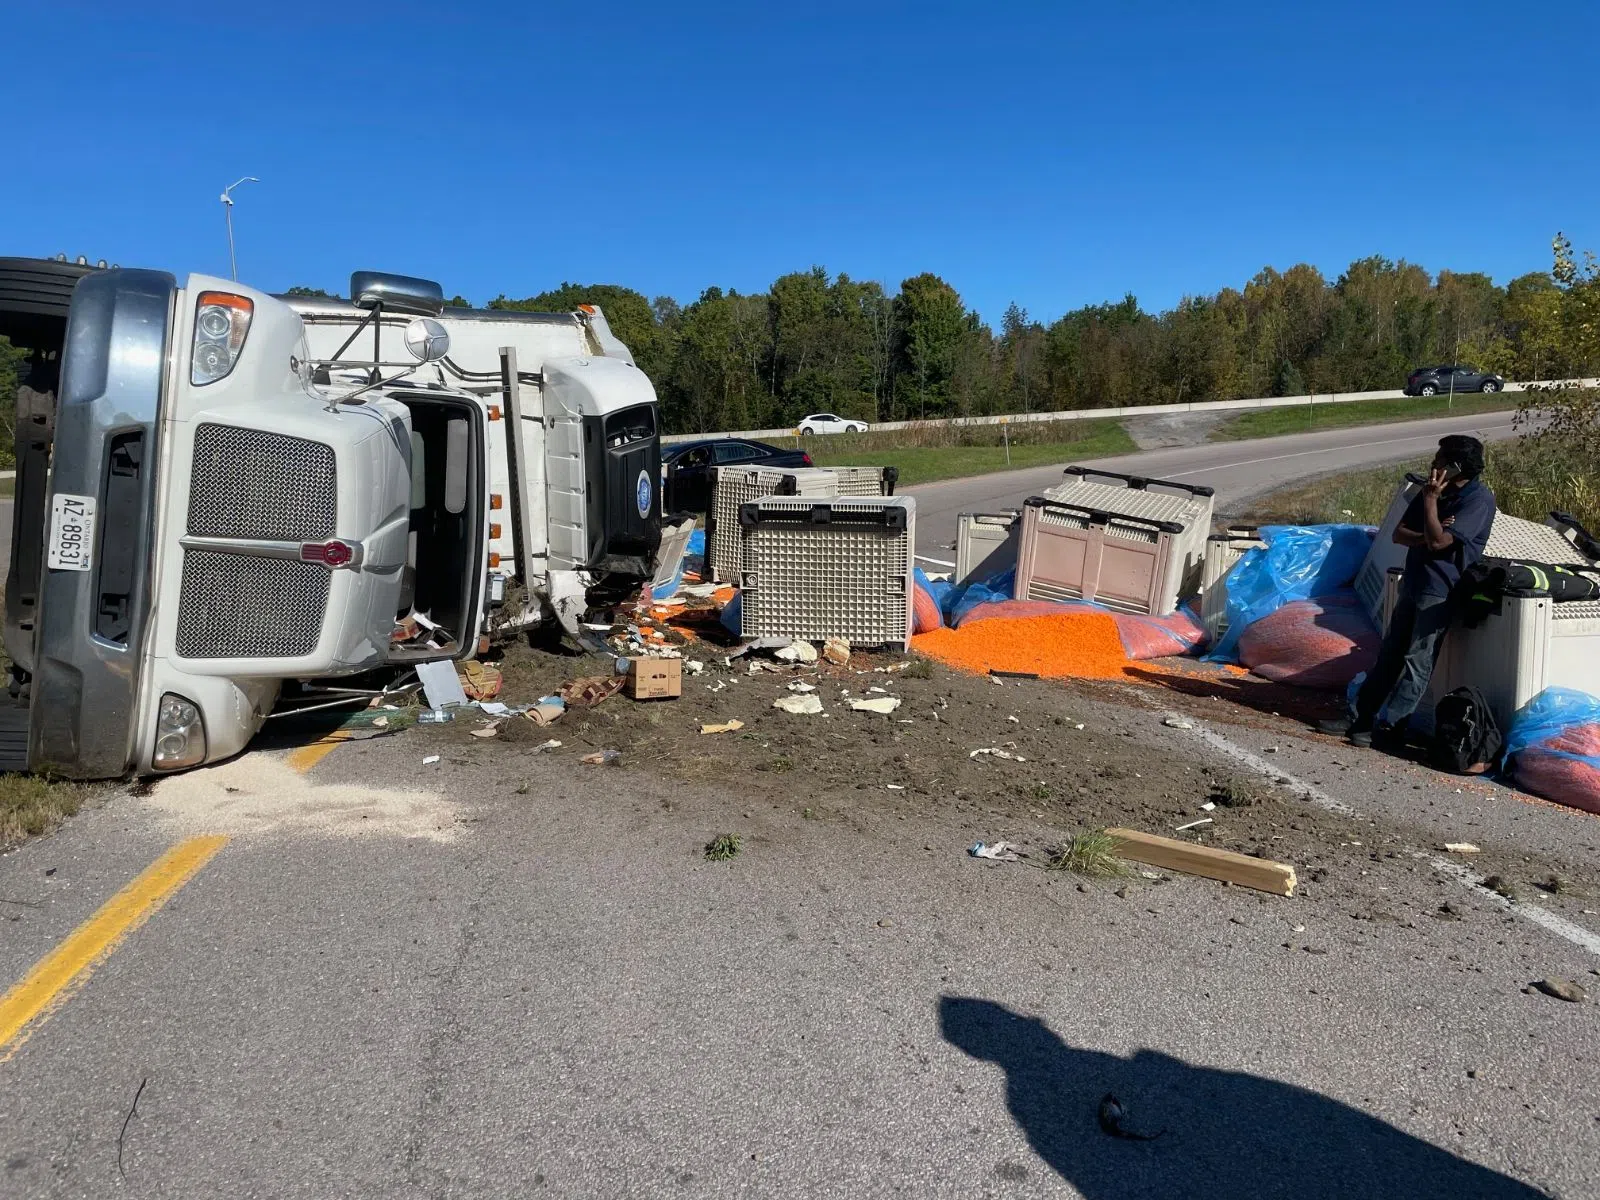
<box><xmin>0</xmin><ymin>261</ymin><xmax>662</xmax><ymax>779</ymax></box>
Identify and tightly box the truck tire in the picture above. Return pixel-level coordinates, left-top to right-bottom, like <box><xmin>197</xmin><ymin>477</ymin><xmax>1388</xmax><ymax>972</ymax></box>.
<box><xmin>0</xmin><ymin>257</ymin><xmax>97</xmax><ymax>321</ymax></box>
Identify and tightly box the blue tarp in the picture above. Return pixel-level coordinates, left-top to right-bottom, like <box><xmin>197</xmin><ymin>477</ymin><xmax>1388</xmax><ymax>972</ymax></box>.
<box><xmin>1208</xmin><ymin>524</ymin><xmax>1374</xmax><ymax>662</ymax></box>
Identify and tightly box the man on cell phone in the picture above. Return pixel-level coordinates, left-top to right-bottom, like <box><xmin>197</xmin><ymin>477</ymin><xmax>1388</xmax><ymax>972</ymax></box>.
<box><xmin>1319</xmin><ymin>434</ymin><xmax>1497</xmax><ymax>749</ymax></box>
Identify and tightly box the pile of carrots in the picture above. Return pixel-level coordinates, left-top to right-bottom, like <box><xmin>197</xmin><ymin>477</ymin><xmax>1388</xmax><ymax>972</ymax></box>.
<box><xmin>911</xmin><ymin>610</ymin><xmax>1136</xmax><ymax>680</ymax></box>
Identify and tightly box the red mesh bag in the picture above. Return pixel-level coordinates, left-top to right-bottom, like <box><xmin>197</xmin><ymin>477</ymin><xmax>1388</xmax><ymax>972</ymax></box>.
<box><xmin>1237</xmin><ymin>594</ymin><xmax>1379</xmax><ymax>691</ymax></box>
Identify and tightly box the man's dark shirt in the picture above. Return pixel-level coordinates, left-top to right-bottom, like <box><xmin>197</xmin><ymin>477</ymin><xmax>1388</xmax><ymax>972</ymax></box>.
<box><xmin>1399</xmin><ymin>478</ymin><xmax>1497</xmax><ymax>599</ymax></box>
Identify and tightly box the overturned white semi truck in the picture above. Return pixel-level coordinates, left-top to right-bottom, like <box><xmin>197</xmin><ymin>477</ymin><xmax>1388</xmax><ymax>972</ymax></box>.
<box><xmin>0</xmin><ymin>258</ymin><xmax>663</xmax><ymax>778</ymax></box>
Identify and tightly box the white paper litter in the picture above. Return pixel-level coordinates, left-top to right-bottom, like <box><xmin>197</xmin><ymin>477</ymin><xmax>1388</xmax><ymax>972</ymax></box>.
<box><xmin>969</xmin><ymin>747</ymin><xmax>1026</xmax><ymax>763</ymax></box>
<box><xmin>786</xmin><ymin>681</ymin><xmax>817</xmax><ymax>693</ymax></box>
<box><xmin>849</xmin><ymin>697</ymin><xmax>902</xmax><ymax>714</ymax></box>
<box><xmin>773</xmin><ymin>694</ymin><xmax>824</xmax><ymax>715</ymax></box>
<box><xmin>969</xmin><ymin>840</ymin><xmax>1021</xmax><ymax>862</ymax></box>
<box><xmin>422</xmin><ymin>755</ymin><xmax>441</xmax><ymax>765</ymax></box>
<box><xmin>478</xmin><ymin>702</ymin><xmax>511</xmax><ymax>716</ymax></box>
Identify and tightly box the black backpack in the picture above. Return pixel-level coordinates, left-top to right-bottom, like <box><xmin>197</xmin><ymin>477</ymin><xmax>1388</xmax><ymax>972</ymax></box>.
<box><xmin>1458</xmin><ymin>558</ymin><xmax>1600</xmax><ymax>628</ymax></box>
<box><xmin>1429</xmin><ymin>687</ymin><xmax>1504</xmax><ymax>774</ymax></box>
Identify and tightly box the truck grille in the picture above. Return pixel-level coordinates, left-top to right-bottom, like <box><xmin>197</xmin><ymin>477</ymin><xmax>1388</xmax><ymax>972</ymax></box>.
<box><xmin>176</xmin><ymin>552</ymin><xmax>329</xmax><ymax>658</ymax></box>
<box><xmin>176</xmin><ymin>424</ymin><xmax>337</xmax><ymax>659</ymax></box>
<box><xmin>187</xmin><ymin>424</ymin><xmax>336</xmax><ymax>541</ymax></box>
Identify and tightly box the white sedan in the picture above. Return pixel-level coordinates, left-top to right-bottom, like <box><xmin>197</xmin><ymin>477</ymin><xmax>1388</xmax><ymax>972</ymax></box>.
<box><xmin>798</xmin><ymin>413</ymin><xmax>868</xmax><ymax>435</ymax></box>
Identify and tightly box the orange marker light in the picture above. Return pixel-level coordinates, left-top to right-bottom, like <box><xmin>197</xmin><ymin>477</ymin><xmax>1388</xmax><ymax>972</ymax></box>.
<box><xmin>489</xmin><ymin>523</ymin><xmax>502</xmax><ymax>539</ymax></box>
<box><xmin>488</xmin><ymin>552</ymin><xmax>501</xmax><ymax>568</ymax></box>
<box><xmin>489</xmin><ymin>494</ymin><xmax>503</xmax><ymax>511</ymax></box>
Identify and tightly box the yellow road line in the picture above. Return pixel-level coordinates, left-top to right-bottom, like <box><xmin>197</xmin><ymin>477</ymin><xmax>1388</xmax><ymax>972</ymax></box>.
<box><xmin>285</xmin><ymin>740</ymin><xmax>341</xmax><ymax>773</ymax></box>
<box><xmin>0</xmin><ymin>835</ymin><xmax>228</xmax><ymax>1062</ymax></box>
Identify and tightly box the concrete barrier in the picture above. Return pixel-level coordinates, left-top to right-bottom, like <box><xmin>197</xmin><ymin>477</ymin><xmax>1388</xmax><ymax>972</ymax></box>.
<box><xmin>659</xmin><ymin>378</ymin><xmax>1591</xmax><ymax>445</ymax></box>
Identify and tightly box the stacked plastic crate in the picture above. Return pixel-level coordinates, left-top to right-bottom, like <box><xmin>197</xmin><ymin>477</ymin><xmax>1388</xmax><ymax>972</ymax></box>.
<box><xmin>705</xmin><ymin>465</ymin><xmax>839</xmax><ymax>583</ymax></box>
<box><xmin>735</xmin><ymin>496</ymin><xmax>916</xmax><ymax>649</ymax></box>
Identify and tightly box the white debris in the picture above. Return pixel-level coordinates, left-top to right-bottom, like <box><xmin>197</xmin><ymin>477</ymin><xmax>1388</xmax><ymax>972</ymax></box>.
<box><xmin>1199</xmin><ymin>801</ymin><xmax>1216</xmax><ymax>812</ymax></box>
<box><xmin>868</xmin><ymin>686</ymin><xmax>888</xmax><ymax>694</ymax></box>
<box><xmin>849</xmin><ymin>697</ymin><xmax>903</xmax><ymax>714</ymax></box>
<box><xmin>775</xmin><ymin>641</ymin><xmax>819</xmax><ymax>664</ymax></box>
<box><xmin>1175</xmin><ymin>818</ymin><xmax>1213</xmax><ymax>832</ymax></box>
<box><xmin>686</xmin><ymin>660</ymin><xmax>705</xmax><ymax>675</ymax></box>
<box><xmin>1163</xmin><ymin>717</ymin><xmax>1194</xmax><ymax>730</ymax></box>
<box><xmin>422</xmin><ymin>755</ymin><xmax>441</xmax><ymax>765</ymax></box>
<box><xmin>1443</xmin><ymin>842</ymin><xmax>1482</xmax><ymax>855</ymax></box>
<box><xmin>969</xmin><ymin>747</ymin><xmax>1027</xmax><ymax>763</ymax></box>
<box><xmin>773</xmin><ymin>694</ymin><xmax>824</xmax><ymax>715</ymax></box>
<box><xmin>787</xmin><ymin>681</ymin><xmax>817</xmax><ymax>693</ymax></box>
<box><xmin>969</xmin><ymin>840</ymin><xmax>1021</xmax><ymax>862</ymax></box>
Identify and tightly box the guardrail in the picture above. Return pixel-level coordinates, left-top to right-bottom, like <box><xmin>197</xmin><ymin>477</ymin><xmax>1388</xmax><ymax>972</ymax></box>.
<box><xmin>659</xmin><ymin>378</ymin><xmax>1591</xmax><ymax>445</ymax></box>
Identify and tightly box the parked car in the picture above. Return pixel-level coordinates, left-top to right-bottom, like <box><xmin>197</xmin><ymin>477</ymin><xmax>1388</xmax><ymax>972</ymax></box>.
<box><xmin>798</xmin><ymin>412</ymin><xmax>868</xmax><ymax>435</ymax></box>
<box><xmin>661</xmin><ymin>437</ymin><xmax>814</xmax><ymax>513</ymax></box>
<box><xmin>1404</xmin><ymin>365</ymin><xmax>1505</xmax><ymax>396</ymax></box>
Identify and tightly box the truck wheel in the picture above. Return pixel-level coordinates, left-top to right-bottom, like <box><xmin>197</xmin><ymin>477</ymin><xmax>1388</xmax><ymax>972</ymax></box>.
<box><xmin>1420</xmin><ymin>385</ymin><xmax>1437</xmax><ymax>396</ymax></box>
<box><xmin>1480</xmin><ymin>379</ymin><xmax>1499</xmax><ymax>393</ymax></box>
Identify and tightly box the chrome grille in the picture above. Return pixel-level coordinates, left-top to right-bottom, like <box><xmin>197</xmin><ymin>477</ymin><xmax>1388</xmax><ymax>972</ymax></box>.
<box><xmin>176</xmin><ymin>552</ymin><xmax>329</xmax><ymax>659</ymax></box>
<box><xmin>187</xmin><ymin>424</ymin><xmax>336</xmax><ymax>541</ymax></box>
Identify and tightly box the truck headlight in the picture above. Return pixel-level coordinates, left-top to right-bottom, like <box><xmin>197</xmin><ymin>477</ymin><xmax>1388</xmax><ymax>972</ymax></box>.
<box><xmin>153</xmin><ymin>693</ymin><xmax>207</xmax><ymax>770</ymax></box>
<box><xmin>190</xmin><ymin>291</ymin><xmax>254</xmax><ymax>385</ymax></box>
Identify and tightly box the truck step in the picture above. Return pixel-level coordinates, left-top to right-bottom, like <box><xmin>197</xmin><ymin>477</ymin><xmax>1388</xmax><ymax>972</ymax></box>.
<box><xmin>0</xmin><ymin>699</ymin><xmax>31</xmax><ymax>774</ymax></box>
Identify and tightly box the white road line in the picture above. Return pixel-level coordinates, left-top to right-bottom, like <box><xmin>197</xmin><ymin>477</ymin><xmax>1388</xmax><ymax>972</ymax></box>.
<box><xmin>1163</xmin><ymin>710</ymin><xmax>1600</xmax><ymax>960</ymax></box>
<box><xmin>914</xmin><ymin>555</ymin><xmax>956</xmax><ymax>567</ymax></box>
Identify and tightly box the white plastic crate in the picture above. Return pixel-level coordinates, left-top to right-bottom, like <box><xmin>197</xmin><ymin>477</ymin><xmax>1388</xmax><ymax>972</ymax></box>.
<box><xmin>955</xmin><ymin>511</ymin><xmax>1020</xmax><ymax>584</ymax></box>
<box><xmin>737</xmin><ymin>495</ymin><xmax>915</xmax><ymax>649</ymax></box>
<box><xmin>706</xmin><ymin>466</ymin><xmax>839</xmax><ymax>583</ymax></box>
<box><xmin>829</xmin><ymin>465</ymin><xmax>899</xmax><ymax>498</ymax></box>
<box><xmin>1199</xmin><ymin>526</ymin><xmax>1266</xmax><ymax>642</ymax></box>
<box><xmin>1355</xmin><ymin>476</ymin><xmax>1594</xmax><ymax>623</ymax></box>
<box><xmin>1015</xmin><ymin>496</ymin><xmax>1185</xmax><ymax>616</ymax></box>
<box><xmin>1045</xmin><ymin>466</ymin><xmax>1215</xmax><ymax>602</ymax></box>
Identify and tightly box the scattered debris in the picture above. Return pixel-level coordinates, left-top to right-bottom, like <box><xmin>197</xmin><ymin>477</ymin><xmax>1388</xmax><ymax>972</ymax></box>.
<box><xmin>1162</xmin><ymin>717</ymin><xmax>1194</xmax><ymax>730</ymax></box>
<box><xmin>822</xmin><ymin>637</ymin><xmax>851</xmax><ymax>665</ymax></box>
<box><xmin>470</xmin><ymin>725</ymin><xmax>500</xmax><ymax>740</ymax></box>
<box><xmin>786</xmin><ymin>681</ymin><xmax>817</xmax><ymax>693</ymax></box>
<box><xmin>1443</xmin><ymin>842</ymin><xmax>1482</xmax><ymax>855</ymax></box>
<box><xmin>525</xmin><ymin>696</ymin><xmax>566</xmax><ymax>727</ymax></box>
<box><xmin>969</xmin><ymin>840</ymin><xmax>1021</xmax><ymax>862</ymax></box>
<box><xmin>1529</xmin><ymin>978</ymin><xmax>1586</xmax><ymax>1003</ymax></box>
<box><xmin>1098</xmin><ymin>1093</ymin><xmax>1165</xmax><ymax>1141</ymax></box>
<box><xmin>1105</xmin><ymin>827</ymin><xmax>1297</xmax><ymax>896</ymax></box>
<box><xmin>422</xmin><ymin>755</ymin><xmax>441</xmax><ymax>765</ymax></box>
<box><xmin>885</xmin><ymin>784</ymin><xmax>906</xmax><ymax>791</ymax></box>
<box><xmin>701</xmin><ymin>720</ymin><xmax>745</xmax><ymax>735</ymax></box>
<box><xmin>849</xmin><ymin>697</ymin><xmax>903</xmax><ymax>714</ymax></box>
<box><xmin>458</xmin><ymin>660</ymin><xmax>503</xmax><ymax>702</ymax></box>
<box><xmin>775</xmin><ymin>640</ymin><xmax>819</xmax><ymax>664</ymax></box>
<box><xmin>416</xmin><ymin>660</ymin><xmax>470</xmax><ymax>710</ymax></box>
<box><xmin>969</xmin><ymin>746</ymin><xmax>1026</xmax><ymax>762</ymax></box>
<box><xmin>705</xmin><ymin>833</ymin><xmax>742</xmax><ymax>861</ymax></box>
<box><xmin>533</xmin><ymin>739</ymin><xmax>561</xmax><ymax>753</ymax></box>
<box><xmin>773</xmin><ymin>694</ymin><xmax>824</xmax><ymax>715</ymax></box>
<box><xmin>559</xmin><ymin>676</ymin><xmax>625</xmax><ymax>707</ymax></box>
<box><xmin>1199</xmin><ymin>801</ymin><xmax>1216</xmax><ymax>812</ymax></box>
<box><xmin>686</xmin><ymin>660</ymin><xmax>705</xmax><ymax>675</ymax></box>
<box><xmin>580</xmin><ymin>750</ymin><xmax>623</xmax><ymax>766</ymax></box>
<box><xmin>1174</xmin><ymin>818</ymin><xmax>1213</xmax><ymax>832</ymax></box>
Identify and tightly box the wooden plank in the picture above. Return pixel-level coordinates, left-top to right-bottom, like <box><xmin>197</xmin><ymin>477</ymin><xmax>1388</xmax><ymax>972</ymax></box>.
<box><xmin>1105</xmin><ymin>827</ymin><xmax>1296</xmax><ymax>896</ymax></box>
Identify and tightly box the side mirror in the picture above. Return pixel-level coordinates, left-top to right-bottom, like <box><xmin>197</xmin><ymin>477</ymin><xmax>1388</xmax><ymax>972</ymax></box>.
<box><xmin>403</xmin><ymin>317</ymin><xmax>450</xmax><ymax>363</ymax></box>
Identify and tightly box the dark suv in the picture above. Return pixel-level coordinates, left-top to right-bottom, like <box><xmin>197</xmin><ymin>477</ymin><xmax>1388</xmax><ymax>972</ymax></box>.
<box><xmin>1404</xmin><ymin>365</ymin><xmax>1504</xmax><ymax>396</ymax></box>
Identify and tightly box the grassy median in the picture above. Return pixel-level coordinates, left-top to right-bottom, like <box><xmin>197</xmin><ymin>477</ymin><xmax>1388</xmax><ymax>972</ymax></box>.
<box><xmin>765</xmin><ymin>419</ymin><xmax>1137</xmax><ymax>486</ymax></box>
<box><xmin>1209</xmin><ymin>392</ymin><xmax>1518</xmax><ymax>441</ymax></box>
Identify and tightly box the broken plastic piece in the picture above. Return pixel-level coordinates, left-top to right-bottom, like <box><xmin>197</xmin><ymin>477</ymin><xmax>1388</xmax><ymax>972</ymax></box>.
<box><xmin>773</xmin><ymin>694</ymin><xmax>824</xmax><ymax>715</ymax></box>
<box><xmin>969</xmin><ymin>841</ymin><xmax>1021</xmax><ymax>862</ymax></box>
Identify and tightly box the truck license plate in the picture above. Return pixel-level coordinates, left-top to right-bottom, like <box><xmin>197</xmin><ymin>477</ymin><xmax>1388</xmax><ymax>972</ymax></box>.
<box><xmin>47</xmin><ymin>494</ymin><xmax>96</xmax><ymax>572</ymax></box>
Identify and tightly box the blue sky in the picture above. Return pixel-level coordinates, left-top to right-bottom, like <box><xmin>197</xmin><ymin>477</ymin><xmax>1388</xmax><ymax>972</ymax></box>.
<box><xmin>5</xmin><ymin>2</ymin><xmax>1595</xmax><ymax>326</ymax></box>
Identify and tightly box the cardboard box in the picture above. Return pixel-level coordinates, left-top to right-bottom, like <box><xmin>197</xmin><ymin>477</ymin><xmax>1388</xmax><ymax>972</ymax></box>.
<box><xmin>625</xmin><ymin>657</ymin><xmax>682</xmax><ymax>700</ymax></box>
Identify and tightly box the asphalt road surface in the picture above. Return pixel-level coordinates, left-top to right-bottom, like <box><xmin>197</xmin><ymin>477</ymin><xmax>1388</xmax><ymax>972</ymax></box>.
<box><xmin>908</xmin><ymin>410</ymin><xmax>1522</xmax><ymax>561</ymax></box>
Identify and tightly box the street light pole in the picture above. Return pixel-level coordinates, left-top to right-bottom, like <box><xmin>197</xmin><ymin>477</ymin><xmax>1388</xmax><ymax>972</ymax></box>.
<box><xmin>220</xmin><ymin>176</ymin><xmax>259</xmax><ymax>281</ymax></box>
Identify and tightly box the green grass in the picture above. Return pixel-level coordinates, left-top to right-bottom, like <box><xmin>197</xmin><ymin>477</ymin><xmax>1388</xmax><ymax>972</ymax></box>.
<box><xmin>1</xmin><ymin>774</ymin><xmax>86</xmax><ymax>847</ymax></box>
<box><xmin>1239</xmin><ymin>436</ymin><xmax>1599</xmax><ymax>531</ymax></box>
<box><xmin>1210</xmin><ymin>392</ymin><xmax>1517</xmax><ymax>441</ymax></box>
<box><xmin>768</xmin><ymin>419</ymin><xmax>1137</xmax><ymax>486</ymax></box>
<box><xmin>1046</xmin><ymin>828</ymin><xmax>1130</xmax><ymax>878</ymax></box>
<box><xmin>704</xmin><ymin>832</ymin><xmax>742</xmax><ymax>861</ymax></box>
<box><xmin>0</xmin><ymin>477</ymin><xmax>14</xmax><ymax>499</ymax></box>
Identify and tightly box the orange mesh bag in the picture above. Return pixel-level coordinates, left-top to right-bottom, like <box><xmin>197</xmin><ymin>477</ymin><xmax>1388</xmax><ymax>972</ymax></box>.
<box><xmin>1236</xmin><ymin>593</ymin><xmax>1379</xmax><ymax>691</ymax></box>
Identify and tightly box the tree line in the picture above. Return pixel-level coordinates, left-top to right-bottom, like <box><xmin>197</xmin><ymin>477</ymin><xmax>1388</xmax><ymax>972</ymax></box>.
<box><xmin>485</xmin><ymin>236</ymin><xmax>1599</xmax><ymax>434</ymax></box>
